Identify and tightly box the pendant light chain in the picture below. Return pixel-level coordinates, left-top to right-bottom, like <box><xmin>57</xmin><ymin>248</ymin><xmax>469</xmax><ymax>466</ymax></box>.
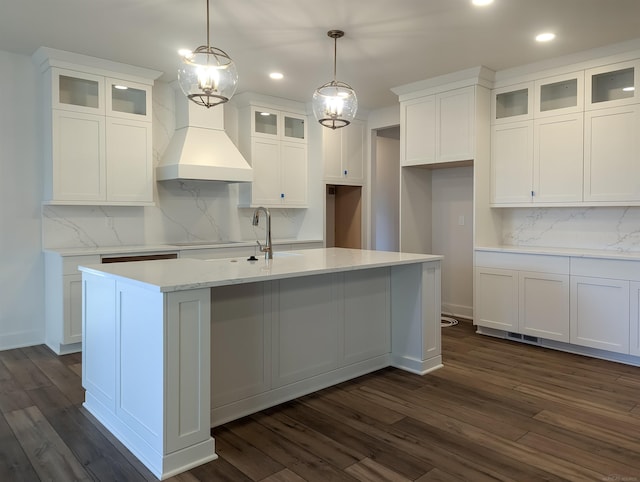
<box><xmin>206</xmin><ymin>0</ymin><xmax>210</xmax><ymax>50</ymax></box>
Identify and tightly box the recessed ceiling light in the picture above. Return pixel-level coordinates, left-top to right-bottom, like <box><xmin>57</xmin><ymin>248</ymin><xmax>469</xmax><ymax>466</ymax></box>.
<box><xmin>472</xmin><ymin>0</ymin><xmax>494</xmax><ymax>6</ymax></box>
<box><xmin>269</xmin><ymin>72</ymin><xmax>284</xmax><ymax>80</ymax></box>
<box><xmin>535</xmin><ymin>32</ymin><xmax>556</xmax><ymax>42</ymax></box>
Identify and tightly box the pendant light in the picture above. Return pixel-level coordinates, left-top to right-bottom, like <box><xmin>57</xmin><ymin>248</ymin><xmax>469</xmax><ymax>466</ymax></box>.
<box><xmin>312</xmin><ymin>30</ymin><xmax>358</xmax><ymax>129</ymax></box>
<box><xmin>177</xmin><ymin>0</ymin><xmax>238</xmax><ymax>108</ymax></box>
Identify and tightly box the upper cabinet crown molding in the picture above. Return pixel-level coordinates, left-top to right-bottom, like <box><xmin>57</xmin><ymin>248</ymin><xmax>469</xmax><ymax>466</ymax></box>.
<box><xmin>32</xmin><ymin>46</ymin><xmax>162</xmax><ymax>84</ymax></box>
<box><xmin>393</xmin><ymin>65</ymin><xmax>495</xmax><ymax>102</ymax></box>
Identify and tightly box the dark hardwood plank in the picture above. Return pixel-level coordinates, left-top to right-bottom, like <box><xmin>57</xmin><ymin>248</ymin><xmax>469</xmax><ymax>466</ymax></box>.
<box><xmin>5</xmin><ymin>405</ymin><xmax>92</xmax><ymax>481</ymax></box>
<box><xmin>0</xmin><ymin>411</ymin><xmax>41</xmax><ymax>482</ymax></box>
<box><xmin>3</xmin><ymin>321</ymin><xmax>640</xmax><ymax>480</ymax></box>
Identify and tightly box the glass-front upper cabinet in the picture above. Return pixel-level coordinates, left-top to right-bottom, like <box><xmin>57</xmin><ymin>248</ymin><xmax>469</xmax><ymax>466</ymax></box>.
<box><xmin>586</xmin><ymin>60</ymin><xmax>640</xmax><ymax>110</ymax></box>
<box><xmin>534</xmin><ymin>71</ymin><xmax>584</xmax><ymax>117</ymax></box>
<box><xmin>106</xmin><ymin>78</ymin><xmax>152</xmax><ymax>121</ymax></box>
<box><xmin>491</xmin><ymin>82</ymin><xmax>534</xmax><ymax>124</ymax></box>
<box><xmin>253</xmin><ymin>107</ymin><xmax>279</xmax><ymax>137</ymax></box>
<box><xmin>251</xmin><ymin>107</ymin><xmax>307</xmax><ymax>142</ymax></box>
<box><xmin>52</xmin><ymin>68</ymin><xmax>105</xmax><ymax>115</ymax></box>
<box><xmin>283</xmin><ymin>113</ymin><xmax>306</xmax><ymax>142</ymax></box>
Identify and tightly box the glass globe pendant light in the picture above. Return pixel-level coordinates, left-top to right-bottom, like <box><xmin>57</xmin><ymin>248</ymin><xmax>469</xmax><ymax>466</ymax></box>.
<box><xmin>177</xmin><ymin>0</ymin><xmax>238</xmax><ymax>108</ymax></box>
<box><xmin>312</xmin><ymin>30</ymin><xmax>358</xmax><ymax>129</ymax></box>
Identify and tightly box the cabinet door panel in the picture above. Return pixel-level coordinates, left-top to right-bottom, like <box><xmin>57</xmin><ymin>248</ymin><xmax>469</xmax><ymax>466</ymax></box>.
<box><xmin>251</xmin><ymin>138</ymin><xmax>283</xmax><ymax>205</ymax></box>
<box><xmin>64</xmin><ymin>275</ymin><xmax>83</xmax><ymax>344</ymax></box>
<box><xmin>273</xmin><ymin>274</ymin><xmax>339</xmax><ymax>387</ymax></box>
<box><xmin>53</xmin><ymin>111</ymin><xmax>106</xmax><ymax>201</ymax></box>
<box><xmin>533</xmin><ymin>114</ymin><xmax>583</xmax><ymax>203</ymax></box>
<box><xmin>570</xmin><ymin>276</ymin><xmax>630</xmax><ymax>354</ymax></box>
<box><xmin>519</xmin><ymin>272</ymin><xmax>569</xmax><ymax>342</ymax></box>
<box><xmin>402</xmin><ymin>96</ymin><xmax>436</xmax><ymax>165</ymax></box>
<box><xmin>322</xmin><ymin>127</ymin><xmax>343</xmax><ymax>179</ymax></box>
<box><xmin>474</xmin><ymin>267</ymin><xmax>518</xmax><ymax>331</ymax></box>
<box><xmin>344</xmin><ymin>120</ymin><xmax>365</xmax><ymax>182</ymax></box>
<box><xmin>584</xmin><ymin>105</ymin><xmax>640</xmax><ymax>202</ymax></box>
<box><xmin>490</xmin><ymin>121</ymin><xmax>533</xmax><ymax>204</ymax></box>
<box><xmin>438</xmin><ymin>87</ymin><xmax>474</xmax><ymax>162</ymax></box>
<box><xmin>210</xmin><ymin>283</ymin><xmax>270</xmax><ymax>408</ymax></box>
<box><xmin>281</xmin><ymin>142</ymin><xmax>307</xmax><ymax>206</ymax></box>
<box><xmin>106</xmin><ymin>118</ymin><xmax>152</xmax><ymax>203</ymax></box>
<box><xmin>343</xmin><ymin>268</ymin><xmax>390</xmax><ymax>365</ymax></box>
<box><xmin>631</xmin><ymin>282</ymin><xmax>640</xmax><ymax>357</ymax></box>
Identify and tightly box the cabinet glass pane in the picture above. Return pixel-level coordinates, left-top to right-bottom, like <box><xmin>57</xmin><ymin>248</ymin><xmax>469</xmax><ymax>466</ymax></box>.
<box><xmin>59</xmin><ymin>75</ymin><xmax>99</xmax><ymax>108</ymax></box>
<box><xmin>592</xmin><ymin>67</ymin><xmax>634</xmax><ymax>103</ymax></box>
<box><xmin>284</xmin><ymin>116</ymin><xmax>304</xmax><ymax>139</ymax></box>
<box><xmin>254</xmin><ymin>111</ymin><xmax>278</xmax><ymax>135</ymax></box>
<box><xmin>111</xmin><ymin>85</ymin><xmax>147</xmax><ymax>116</ymax></box>
<box><xmin>496</xmin><ymin>89</ymin><xmax>528</xmax><ymax>119</ymax></box>
<box><xmin>540</xmin><ymin>79</ymin><xmax>578</xmax><ymax>112</ymax></box>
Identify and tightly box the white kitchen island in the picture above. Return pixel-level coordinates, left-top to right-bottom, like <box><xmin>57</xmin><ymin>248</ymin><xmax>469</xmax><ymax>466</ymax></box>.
<box><xmin>79</xmin><ymin>248</ymin><xmax>443</xmax><ymax>480</ymax></box>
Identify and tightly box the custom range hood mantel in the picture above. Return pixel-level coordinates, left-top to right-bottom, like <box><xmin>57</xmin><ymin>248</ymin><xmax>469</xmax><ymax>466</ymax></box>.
<box><xmin>157</xmin><ymin>86</ymin><xmax>252</xmax><ymax>182</ymax></box>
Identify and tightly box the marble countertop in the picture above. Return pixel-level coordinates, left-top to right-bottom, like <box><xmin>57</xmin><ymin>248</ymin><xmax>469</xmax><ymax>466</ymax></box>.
<box><xmin>44</xmin><ymin>239</ymin><xmax>322</xmax><ymax>257</ymax></box>
<box><xmin>78</xmin><ymin>248</ymin><xmax>443</xmax><ymax>292</ymax></box>
<box><xmin>476</xmin><ymin>245</ymin><xmax>640</xmax><ymax>261</ymax></box>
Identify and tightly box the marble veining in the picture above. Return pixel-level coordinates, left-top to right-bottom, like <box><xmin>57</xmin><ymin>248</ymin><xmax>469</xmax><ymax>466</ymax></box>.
<box><xmin>78</xmin><ymin>248</ymin><xmax>442</xmax><ymax>292</ymax></box>
<box><xmin>502</xmin><ymin>207</ymin><xmax>640</xmax><ymax>252</ymax></box>
<box><xmin>41</xmin><ymin>80</ymin><xmax>311</xmax><ymax>250</ymax></box>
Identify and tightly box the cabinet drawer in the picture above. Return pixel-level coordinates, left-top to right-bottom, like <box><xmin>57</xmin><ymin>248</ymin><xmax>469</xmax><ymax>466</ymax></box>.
<box><xmin>475</xmin><ymin>251</ymin><xmax>569</xmax><ymax>274</ymax></box>
<box><xmin>570</xmin><ymin>257</ymin><xmax>640</xmax><ymax>281</ymax></box>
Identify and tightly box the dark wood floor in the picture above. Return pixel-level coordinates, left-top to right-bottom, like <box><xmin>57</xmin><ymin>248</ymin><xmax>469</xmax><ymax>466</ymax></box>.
<box><xmin>2</xmin><ymin>321</ymin><xmax>640</xmax><ymax>481</ymax></box>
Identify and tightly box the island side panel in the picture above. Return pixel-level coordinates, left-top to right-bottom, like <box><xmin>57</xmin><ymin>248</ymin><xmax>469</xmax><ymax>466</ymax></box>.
<box><xmin>390</xmin><ymin>260</ymin><xmax>443</xmax><ymax>374</ymax></box>
<box><xmin>82</xmin><ymin>273</ymin><xmax>216</xmax><ymax>480</ymax></box>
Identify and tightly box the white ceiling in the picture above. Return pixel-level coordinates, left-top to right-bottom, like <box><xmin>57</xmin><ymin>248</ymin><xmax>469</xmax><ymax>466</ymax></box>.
<box><xmin>2</xmin><ymin>0</ymin><xmax>640</xmax><ymax>110</ymax></box>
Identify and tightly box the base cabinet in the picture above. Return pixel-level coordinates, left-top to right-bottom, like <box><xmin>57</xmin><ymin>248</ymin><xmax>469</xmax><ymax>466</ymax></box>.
<box><xmin>631</xmin><ymin>282</ymin><xmax>640</xmax><ymax>356</ymax></box>
<box><xmin>210</xmin><ymin>268</ymin><xmax>393</xmax><ymax>419</ymax></box>
<box><xmin>45</xmin><ymin>253</ymin><xmax>100</xmax><ymax>354</ymax></box>
<box><xmin>476</xmin><ymin>250</ymin><xmax>640</xmax><ymax>359</ymax></box>
<box><xmin>519</xmin><ymin>271</ymin><xmax>570</xmax><ymax>342</ymax></box>
<box><xmin>570</xmin><ymin>276</ymin><xmax>630</xmax><ymax>354</ymax></box>
<box><xmin>474</xmin><ymin>265</ymin><xmax>569</xmax><ymax>342</ymax></box>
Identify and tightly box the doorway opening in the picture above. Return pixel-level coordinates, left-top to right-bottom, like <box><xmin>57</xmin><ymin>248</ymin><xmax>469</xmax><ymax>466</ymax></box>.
<box><xmin>325</xmin><ymin>184</ymin><xmax>362</xmax><ymax>249</ymax></box>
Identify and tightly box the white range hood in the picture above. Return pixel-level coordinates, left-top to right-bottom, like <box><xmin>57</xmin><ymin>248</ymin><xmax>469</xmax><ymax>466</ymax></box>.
<box><xmin>156</xmin><ymin>88</ymin><xmax>252</xmax><ymax>183</ymax></box>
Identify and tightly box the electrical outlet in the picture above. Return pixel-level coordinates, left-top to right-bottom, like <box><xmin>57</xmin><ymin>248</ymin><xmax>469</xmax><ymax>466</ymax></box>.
<box><xmin>458</xmin><ymin>215</ymin><xmax>465</xmax><ymax>226</ymax></box>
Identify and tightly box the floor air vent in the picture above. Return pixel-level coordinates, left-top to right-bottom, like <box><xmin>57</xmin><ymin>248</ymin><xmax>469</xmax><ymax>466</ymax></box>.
<box><xmin>523</xmin><ymin>335</ymin><xmax>539</xmax><ymax>343</ymax></box>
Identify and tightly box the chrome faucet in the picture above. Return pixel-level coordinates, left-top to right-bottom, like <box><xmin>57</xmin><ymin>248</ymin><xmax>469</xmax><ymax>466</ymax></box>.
<box><xmin>252</xmin><ymin>206</ymin><xmax>272</xmax><ymax>259</ymax></box>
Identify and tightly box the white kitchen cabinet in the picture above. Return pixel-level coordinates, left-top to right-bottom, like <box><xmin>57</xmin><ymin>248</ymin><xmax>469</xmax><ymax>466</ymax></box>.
<box><xmin>534</xmin><ymin>71</ymin><xmax>584</xmax><ymax>118</ymax></box>
<box><xmin>34</xmin><ymin>49</ymin><xmax>159</xmax><ymax>206</ymax></box>
<box><xmin>491</xmin><ymin>114</ymin><xmax>583</xmax><ymax>205</ymax></box>
<box><xmin>490</xmin><ymin>121</ymin><xmax>533</xmax><ymax>204</ymax></box>
<box><xmin>475</xmin><ymin>251</ymin><xmax>570</xmax><ymax>343</ymax></box>
<box><xmin>532</xmin><ymin>113</ymin><xmax>583</xmax><ymax>203</ymax></box>
<box><xmin>238</xmin><ymin>102</ymin><xmax>308</xmax><ymax>207</ymax></box>
<box><xmin>45</xmin><ymin>253</ymin><xmax>100</xmax><ymax>354</ymax></box>
<box><xmin>492</xmin><ymin>82</ymin><xmax>533</xmax><ymax>125</ymax></box>
<box><xmin>584</xmin><ymin>104</ymin><xmax>640</xmax><ymax>202</ymax></box>
<box><xmin>323</xmin><ymin>118</ymin><xmax>365</xmax><ymax>183</ymax></box>
<box><xmin>519</xmin><ymin>271</ymin><xmax>570</xmax><ymax>342</ymax></box>
<box><xmin>585</xmin><ymin>60</ymin><xmax>640</xmax><ymax>110</ymax></box>
<box><xmin>630</xmin><ymin>282</ymin><xmax>640</xmax><ymax>357</ymax></box>
<box><xmin>400</xmin><ymin>86</ymin><xmax>475</xmax><ymax>166</ymax></box>
<box><xmin>210</xmin><ymin>282</ymin><xmax>271</xmax><ymax>409</ymax></box>
<box><xmin>52</xmin><ymin>110</ymin><xmax>106</xmax><ymax>202</ymax></box>
<box><xmin>474</xmin><ymin>267</ymin><xmax>518</xmax><ymax>331</ymax></box>
<box><xmin>570</xmin><ymin>276</ymin><xmax>630</xmax><ymax>354</ymax></box>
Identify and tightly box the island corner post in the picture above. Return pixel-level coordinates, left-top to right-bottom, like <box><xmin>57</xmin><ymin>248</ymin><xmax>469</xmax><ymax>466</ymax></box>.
<box><xmin>79</xmin><ymin>249</ymin><xmax>442</xmax><ymax>479</ymax></box>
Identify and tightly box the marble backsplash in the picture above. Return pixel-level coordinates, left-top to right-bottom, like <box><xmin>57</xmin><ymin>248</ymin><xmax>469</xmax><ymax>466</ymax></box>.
<box><xmin>42</xmin><ymin>82</ymin><xmax>308</xmax><ymax>249</ymax></box>
<box><xmin>502</xmin><ymin>206</ymin><xmax>640</xmax><ymax>252</ymax></box>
